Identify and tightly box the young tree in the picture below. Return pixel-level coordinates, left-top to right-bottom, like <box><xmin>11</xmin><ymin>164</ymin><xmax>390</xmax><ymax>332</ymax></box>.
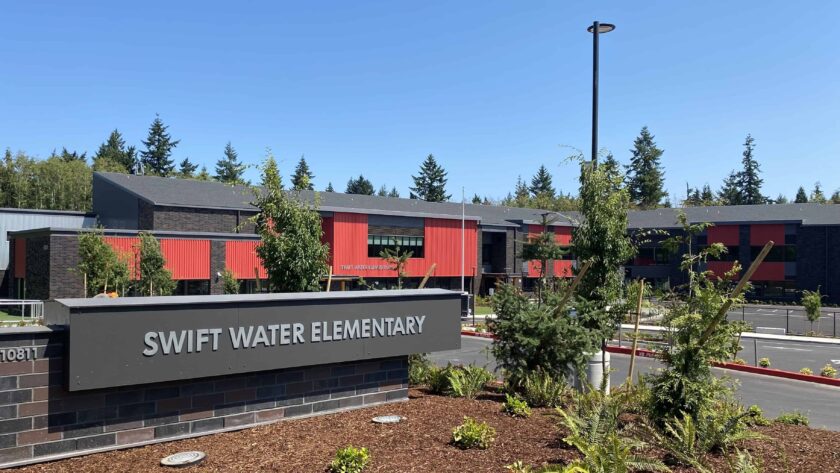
<box><xmin>76</xmin><ymin>229</ymin><xmax>131</xmax><ymax>296</ymax></box>
<box><xmin>140</xmin><ymin>114</ymin><xmax>179</xmax><ymax>176</ymax></box>
<box><xmin>410</xmin><ymin>154</ymin><xmax>450</xmax><ymax>202</ymax></box>
<box><xmin>135</xmin><ymin>232</ymin><xmax>176</xmax><ymax>296</ymax></box>
<box><xmin>529</xmin><ymin>165</ymin><xmax>555</xmax><ymax>197</ymax></box>
<box><xmin>802</xmin><ymin>288</ymin><xmax>823</xmax><ymax>334</ymax></box>
<box><xmin>215</xmin><ymin>142</ymin><xmax>246</xmax><ymax>184</ymax></box>
<box><xmin>345</xmin><ymin>175</ymin><xmax>374</xmax><ymax>195</ymax></box>
<box><xmin>221</xmin><ymin>268</ymin><xmax>240</xmax><ymax>294</ymax></box>
<box><xmin>178</xmin><ymin>158</ymin><xmax>198</xmax><ymax>178</ymax></box>
<box><xmin>626</xmin><ymin>126</ymin><xmax>667</xmax><ymax>209</ymax></box>
<box><xmin>794</xmin><ymin>186</ymin><xmax>808</xmax><ymax>203</ymax></box>
<box><xmin>325</xmin><ymin>182</ymin><xmax>335</xmax><ymax>192</ymax></box>
<box><xmin>735</xmin><ymin>134</ymin><xmax>766</xmax><ymax>204</ymax></box>
<box><xmin>253</xmin><ymin>152</ymin><xmax>330</xmax><ymax>292</ymax></box>
<box><xmin>93</xmin><ymin>129</ymin><xmax>137</xmax><ymax>173</ymax></box>
<box><xmin>718</xmin><ymin>171</ymin><xmax>741</xmax><ymax>205</ymax></box>
<box><xmin>520</xmin><ymin>216</ymin><xmax>567</xmax><ymax>301</ymax></box>
<box><xmin>810</xmin><ymin>182</ymin><xmax>827</xmax><ymax>204</ymax></box>
<box><xmin>291</xmin><ymin>155</ymin><xmax>315</xmax><ymax>191</ymax></box>
<box><xmin>380</xmin><ymin>245</ymin><xmax>413</xmax><ymax>289</ymax></box>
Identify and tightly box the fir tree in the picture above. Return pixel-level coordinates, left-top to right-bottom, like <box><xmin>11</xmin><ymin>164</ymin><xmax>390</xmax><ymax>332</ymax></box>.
<box><xmin>388</xmin><ymin>187</ymin><xmax>400</xmax><ymax>198</ymax></box>
<box><xmin>736</xmin><ymin>134</ymin><xmax>766</xmax><ymax>204</ymax></box>
<box><xmin>325</xmin><ymin>182</ymin><xmax>335</xmax><ymax>192</ymax></box>
<box><xmin>196</xmin><ymin>166</ymin><xmax>211</xmax><ymax>181</ymax></box>
<box><xmin>345</xmin><ymin>175</ymin><xmax>374</xmax><ymax>195</ymax></box>
<box><xmin>528</xmin><ymin>165</ymin><xmax>555</xmax><ymax>197</ymax></box>
<box><xmin>774</xmin><ymin>193</ymin><xmax>789</xmax><ymax>204</ymax></box>
<box><xmin>291</xmin><ymin>155</ymin><xmax>314</xmax><ymax>191</ymax></box>
<box><xmin>810</xmin><ymin>182</ymin><xmax>827</xmax><ymax>204</ymax></box>
<box><xmin>409</xmin><ymin>154</ymin><xmax>450</xmax><ymax>202</ymax></box>
<box><xmin>831</xmin><ymin>190</ymin><xmax>840</xmax><ymax>204</ymax></box>
<box><xmin>626</xmin><ymin>126</ymin><xmax>667</xmax><ymax>209</ymax></box>
<box><xmin>140</xmin><ymin>114</ymin><xmax>179</xmax><ymax>176</ymax></box>
<box><xmin>377</xmin><ymin>185</ymin><xmax>388</xmax><ymax>197</ymax></box>
<box><xmin>794</xmin><ymin>186</ymin><xmax>808</xmax><ymax>203</ymax></box>
<box><xmin>178</xmin><ymin>158</ymin><xmax>198</xmax><ymax>178</ymax></box>
<box><xmin>93</xmin><ymin>129</ymin><xmax>136</xmax><ymax>173</ymax></box>
<box><xmin>718</xmin><ymin>171</ymin><xmax>741</xmax><ymax>205</ymax></box>
<box><xmin>53</xmin><ymin>148</ymin><xmax>87</xmax><ymax>163</ymax></box>
<box><xmin>472</xmin><ymin>194</ymin><xmax>482</xmax><ymax>204</ymax></box>
<box><xmin>701</xmin><ymin>184</ymin><xmax>715</xmax><ymax>205</ymax></box>
<box><xmin>513</xmin><ymin>176</ymin><xmax>530</xmax><ymax>206</ymax></box>
<box><xmin>215</xmin><ymin>142</ymin><xmax>246</xmax><ymax>184</ymax></box>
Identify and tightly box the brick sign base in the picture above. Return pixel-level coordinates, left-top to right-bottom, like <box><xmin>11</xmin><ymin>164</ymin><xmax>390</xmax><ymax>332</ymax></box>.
<box><xmin>0</xmin><ymin>327</ymin><xmax>408</xmax><ymax>468</ymax></box>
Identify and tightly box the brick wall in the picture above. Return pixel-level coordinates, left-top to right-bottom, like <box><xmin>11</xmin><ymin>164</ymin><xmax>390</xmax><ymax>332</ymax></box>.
<box><xmin>152</xmin><ymin>206</ymin><xmax>242</xmax><ymax>233</ymax></box>
<box><xmin>24</xmin><ymin>237</ymin><xmax>49</xmax><ymax>301</ymax></box>
<box><xmin>209</xmin><ymin>240</ymin><xmax>226</xmax><ymax>295</ymax></box>
<box><xmin>49</xmin><ymin>236</ymin><xmax>83</xmax><ymax>299</ymax></box>
<box><xmin>0</xmin><ymin>327</ymin><xmax>409</xmax><ymax>468</ymax></box>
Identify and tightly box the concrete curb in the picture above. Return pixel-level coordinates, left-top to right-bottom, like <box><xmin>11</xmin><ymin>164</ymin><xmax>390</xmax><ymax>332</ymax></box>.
<box><xmin>604</xmin><ymin>345</ymin><xmax>840</xmax><ymax>388</ymax></box>
<box><xmin>619</xmin><ymin>323</ymin><xmax>840</xmax><ymax>345</ymax></box>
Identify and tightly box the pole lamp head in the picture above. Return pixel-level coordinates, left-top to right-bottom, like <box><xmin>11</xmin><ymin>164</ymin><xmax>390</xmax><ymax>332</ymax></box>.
<box><xmin>587</xmin><ymin>23</ymin><xmax>615</xmax><ymax>34</ymax></box>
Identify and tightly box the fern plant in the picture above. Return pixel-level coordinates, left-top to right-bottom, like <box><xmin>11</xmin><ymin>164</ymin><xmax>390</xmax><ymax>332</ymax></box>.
<box><xmin>655</xmin><ymin>413</ymin><xmax>710</xmax><ymax>472</ymax></box>
<box><xmin>506</xmin><ymin>460</ymin><xmax>590</xmax><ymax>473</ymax></box>
<box><xmin>447</xmin><ymin>364</ymin><xmax>493</xmax><ymax>399</ymax></box>
<box><xmin>514</xmin><ymin>367</ymin><xmax>568</xmax><ymax>408</ymax></box>
<box><xmin>502</xmin><ymin>394</ymin><xmax>532</xmax><ymax>418</ymax></box>
<box><xmin>729</xmin><ymin>449</ymin><xmax>760</xmax><ymax>473</ymax></box>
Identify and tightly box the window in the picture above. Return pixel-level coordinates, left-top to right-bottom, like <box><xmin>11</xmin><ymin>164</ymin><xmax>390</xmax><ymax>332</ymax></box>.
<box><xmin>367</xmin><ymin>235</ymin><xmax>424</xmax><ymax>258</ymax></box>
<box><xmin>699</xmin><ymin>245</ymin><xmax>739</xmax><ymax>261</ymax></box>
<box><xmin>750</xmin><ymin>245</ymin><xmax>796</xmax><ymax>262</ymax></box>
<box><xmin>695</xmin><ymin>235</ymin><xmax>708</xmax><ymax>245</ymax></box>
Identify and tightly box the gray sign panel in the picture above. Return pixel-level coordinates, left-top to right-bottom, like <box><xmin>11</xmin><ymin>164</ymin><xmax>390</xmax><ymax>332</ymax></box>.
<box><xmin>56</xmin><ymin>290</ymin><xmax>462</xmax><ymax>391</ymax></box>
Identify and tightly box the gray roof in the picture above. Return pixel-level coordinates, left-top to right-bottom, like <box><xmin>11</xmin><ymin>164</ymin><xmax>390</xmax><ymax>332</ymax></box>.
<box><xmin>94</xmin><ymin>173</ymin><xmax>839</xmax><ymax>230</ymax></box>
<box><xmin>627</xmin><ymin>204</ymin><xmax>840</xmax><ymax>228</ymax></box>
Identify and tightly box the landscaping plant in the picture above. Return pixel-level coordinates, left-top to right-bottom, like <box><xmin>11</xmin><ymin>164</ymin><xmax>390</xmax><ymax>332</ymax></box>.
<box><xmin>800</xmin><ymin>367</ymin><xmax>813</xmax><ymax>375</ymax></box>
<box><xmin>425</xmin><ymin>365</ymin><xmax>454</xmax><ymax>395</ymax></box>
<box><xmin>451</xmin><ymin>417</ymin><xmax>496</xmax><ymax>450</ymax></box>
<box><xmin>819</xmin><ymin>363</ymin><xmax>837</xmax><ymax>378</ymax></box>
<box><xmin>758</xmin><ymin>357</ymin><xmax>771</xmax><ymax>368</ymax></box>
<box><xmin>775</xmin><ymin>411</ymin><xmax>809</xmax><ymax>426</ymax></box>
<box><xmin>729</xmin><ymin>449</ymin><xmax>760</xmax><ymax>473</ymax></box>
<box><xmin>220</xmin><ymin>268</ymin><xmax>239</xmax><ymax>294</ymax></box>
<box><xmin>801</xmin><ymin>288</ymin><xmax>823</xmax><ymax>333</ymax></box>
<box><xmin>328</xmin><ymin>446</ymin><xmax>370</xmax><ymax>473</ymax></box>
<box><xmin>408</xmin><ymin>353</ymin><xmax>433</xmax><ymax>386</ymax></box>
<box><xmin>506</xmin><ymin>461</ymin><xmax>589</xmax><ymax>473</ymax></box>
<box><xmin>502</xmin><ymin>394</ymin><xmax>532</xmax><ymax>418</ymax></box>
<box><xmin>446</xmin><ymin>364</ymin><xmax>493</xmax><ymax>399</ymax></box>
<box><xmin>513</xmin><ymin>367</ymin><xmax>568</xmax><ymax>408</ymax></box>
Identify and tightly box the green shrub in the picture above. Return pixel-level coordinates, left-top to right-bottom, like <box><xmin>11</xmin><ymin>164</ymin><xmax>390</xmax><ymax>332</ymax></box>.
<box><xmin>426</xmin><ymin>365</ymin><xmax>454</xmax><ymax>395</ymax></box>
<box><xmin>758</xmin><ymin>357</ymin><xmax>771</xmax><ymax>368</ymax></box>
<box><xmin>329</xmin><ymin>446</ymin><xmax>370</xmax><ymax>473</ymax></box>
<box><xmin>513</xmin><ymin>368</ymin><xmax>567</xmax><ymax>408</ymax></box>
<box><xmin>745</xmin><ymin>404</ymin><xmax>771</xmax><ymax>427</ymax></box>
<box><xmin>729</xmin><ymin>449</ymin><xmax>760</xmax><ymax>473</ymax></box>
<box><xmin>502</xmin><ymin>394</ymin><xmax>532</xmax><ymax>418</ymax></box>
<box><xmin>800</xmin><ymin>367</ymin><xmax>813</xmax><ymax>376</ymax></box>
<box><xmin>820</xmin><ymin>363</ymin><xmax>837</xmax><ymax>378</ymax></box>
<box><xmin>452</xmin><ymin>417</ymin><xmax>495</xmax><ymax>450</ymax></box>
<box><xmin>775</xmin><ymin>411</ymin><xmax>809</xmax><ymax>426</ymax></box>
<box><xmin>732</xmin><ymin>358</ymin><xmax>747</xmax><ymax>365</ymax></box>
<box><xmin>505</xmin><ymin>461</ymin><xmax>588</xmax><ymax>473</ymax></box>
<box><xmin>408</xmin><ymin>353</ymin><xmax>432</xmax><ymax>386</ymax></box>
<box><xmin>447</xmin><ymin>364</ymin><xmax>493</xmax><ymax>399</ymax></box>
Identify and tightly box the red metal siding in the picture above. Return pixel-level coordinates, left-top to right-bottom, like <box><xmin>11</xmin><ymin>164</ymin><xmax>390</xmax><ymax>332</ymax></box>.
<box><xmin>553</xmin><ymin>226</ymin><xmax>573</xmax><ymax>277</ymax></box>
<box><xmin>750</xmin><ymin>224</ymin><xmax>784</xmax><ymax>246</ymax></box>
<box><xmin>321</xmin><ymin>216</ymin><xmax>334</xmax><ymax>265</ymax></box>
<box><xmin>751</xmin><ymin>262</ymin><xmax>785</xmax><ymax>281</ymax></box>
<box><xmin>104</xmin><ymin>237</ymin><xmax>140</xmax><ymax>279</ymax></box>
<box><xmin>330</xmin><ymin>212</ymin><xmax>478</xmax><ymax>278</ymax></box>
<box><xmin>707</xmin><ymin>261</ymin><xmax>737</xmax><ymax>279</ymax></box>
<box><xmin>526</xmin><ymin>225</ymin><xmax>544</xmax><ymax>278</ymax></box>
<box><xmin>554</xmin><ymin>260</ymin><xmax>574</xmax><ymax>278</ymax></box>
<box><xmin>225</xmin><ymin>240</ymin><xmax>267</xmax><ymax>279</ymax></box>
<box><xmin>13</xmin><ymin>239</ymin><xmax>26</xmax><ymax>279</ymax></box>
<box><xmin>160</xmin><ymin>239</ymin><xmax>210</xmax><ymax>280</ymax></box>
<box><xmin>707</xmin><ymin>225</ymin><xmax>739</xmax><ymax>246</ymax></box>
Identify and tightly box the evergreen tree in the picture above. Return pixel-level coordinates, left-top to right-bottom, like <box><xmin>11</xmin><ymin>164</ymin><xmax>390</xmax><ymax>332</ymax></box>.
<box><xmin>54</xmin><ymin>148</ymin><xmax>87</xmax><ymax>163</ymax></box>
<box><xmin>139</xmin><ymin>114</ymin><xmax>179</xmax><ymax>176</ymax></box>
<box><xmin>93</xmin><ymin>129</ymin><xmax>136</xmax><ymax>173</ymax></box>
<box><xmin>718</xmin><ymin>170</ymin><xmax>742</xmax><ymax>205</ymax></box>
<box><xmin>528</xmin><ymin>165</ymin><xmax>555</xmax><ymax>197</ymax></box>
<box><xmin>196</xmin><ymin>166</ymin><xmax>211</xmax><ymax>181</ymax></box>
<box><xmin>409</xmin><ymin>154</ymin><xmax>450</xmax><ymax>202</ymax></box>
<box><xmin>794</xmin><ymin>186</ymin><xmax>808</xmax><ymax>203</ymax></box>
<box><xmin>345</xmin><ymin>175</ymin><xmax>374</xmax><ymax>195</ymax></box>
<box><xmin>626</xmin><ymin>126</ymin><xmax>667</xmax><ymax>209</ymax></box>
<box><xmin>388</xmin><ymin>187</ymin><xmax>400</xmax><ymax>198</ymax></box>
<box><xmin>774</xmin><ymin>193</ymin><xmax>789</xmax><ymax>204</ymax></box>
<box><xmin>601</xmin><ymin>153</ymin><xmax>621</xmax><ymax>178</ymax></box>
<box><xmin>701</xmin><ymin>184</ymin><xmax>715</xmax><ymax>205</ymax></box>
<box><xmin>291</xmin><ymin>155</ymin><xmax>314</xmax><ymax>191</ymax></box>
<box><xmin>831</xmin><ymin>190</ymin><xmax>840</xmax><ymax>204</ymax></box>
<box><xmin>215</xmin><ymin>142</ymin><xmax>246</xmax><ymax>184</ymax></box>
<box><xmin>325</xmin><ymin>182</ymin><xmax>335</xmax><ymax>192</ymax></box>
<box><xmin>472</xmin><ymin>194</ymin><xmax>482</xmax><ymax>204</ymax></box>
<box><xmin>513</xmin><ymin>176</ymin><xmax>530</xmax><ymax>206</ymax></box>
<box><xmin>377</xmin><ymin>185</ymin><xmax>388</xmax><ymax>197</ymax></box>
<box><xmin>735</xmin><ymin>134</ymin><xmax>766</xmax><ymax>204</ymax></box>
<box><xmin>178</xmin><ymin>158</ymin><xmax>198</xmax><ymax>178</ymax></box>
<box><xmin>810</xmin><ymin>182</ymin><xmax>827</xmax><ymax>204</ymax></box>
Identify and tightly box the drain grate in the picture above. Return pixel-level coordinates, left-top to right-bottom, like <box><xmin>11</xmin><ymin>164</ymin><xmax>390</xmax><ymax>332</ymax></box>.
<box><xmin>372</xmin><ymin>415</ymin><xmax>403</xmax><ymax>424</ymax></box>
<box><xmin>161</xmin><ymin>451</ymin><xmax>207</xmax><ymax>467</ymax></box>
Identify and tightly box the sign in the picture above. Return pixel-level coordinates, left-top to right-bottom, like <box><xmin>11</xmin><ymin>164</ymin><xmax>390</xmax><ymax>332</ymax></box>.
<box><xmin>52</xmin><ymin>289</ymin><xmax>461</xmax><ymax>391</ymax></box>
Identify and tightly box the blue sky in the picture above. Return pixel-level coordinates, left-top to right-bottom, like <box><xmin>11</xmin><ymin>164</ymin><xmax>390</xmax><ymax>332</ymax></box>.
<box><xmin>1</xmin><ymin>1</ymin><xmax>838</xmax><ymax>202</ymax></box>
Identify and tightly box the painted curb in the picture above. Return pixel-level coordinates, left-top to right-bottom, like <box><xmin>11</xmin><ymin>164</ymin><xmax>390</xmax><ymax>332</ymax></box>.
<box><xmin>604</xmin><ymin>345</ymin><xmax>840</xmax><ymax>388</ymax></box>
<box><xmin>457</xmin><ymin>333</ymin><xmax>840</xmax><ymax>388</ymax></box>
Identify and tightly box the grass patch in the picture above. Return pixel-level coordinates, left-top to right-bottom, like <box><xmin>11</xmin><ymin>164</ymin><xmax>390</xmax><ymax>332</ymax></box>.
<box><xmin>475</xmin><ymin>305</ymin><xmax>493</xmax><ymax>315</ymax></box>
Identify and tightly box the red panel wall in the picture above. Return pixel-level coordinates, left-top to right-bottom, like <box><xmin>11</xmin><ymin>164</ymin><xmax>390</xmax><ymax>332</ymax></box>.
<box><xmin>526</xmin><ymin>225</ymin><xmax>544</xmax><ymax>278</ymax></box>
<box><xmin>104</xmin><ymin>237</ymin><xmax>140</xmax><ymax>279</ymax></box>
<box><xmin>553</xmin><ymin>226</ymin><xmax>573</xmax><ymax>277</ymax></box>
<box><xmin>321</xmin><ymin>216</ymin><xmax>334</xmax><ymax>265</ymax></box>
<box><xmin>160</xmin><ymin>240</ymin><xmax>210</xmax><ymax>280</ymax></box>
<box><xmin>707</xmin><ymin>261</ymin><xmax>737</xmax><ymax>279</ymax></box>
<box><xmin>13</xmin><ymin>239</ymin><xmax>26</xmax><ymax>279</ymax></box>
<box><xmin>751</xmin><ymin>262</ymin><xmax>785</xmax><ymax>281</ymax></box>
<box><xmin>330</xmin><ymin>212</ymin><xmax>478</xmax><ymax>278</ymax></box>
<box><xmin>750</xmin><ymin>224</ymin><xmax>784</xmax><ymax>246</ymax></box>
<box><xmin>707</xmin><ymin>225</ymin><xmax>739</xmax><ymax>246</ymax></box>
<box><xmin>225</xmin><ymin>241</ymin><xmax>267</xmax><ymax>279</ymax></box>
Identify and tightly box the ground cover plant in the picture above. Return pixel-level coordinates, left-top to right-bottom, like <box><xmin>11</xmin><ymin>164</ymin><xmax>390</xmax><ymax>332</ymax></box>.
<box><xmin>502</xmin><ymin>394</ymin><xmax>532</xmax><ymax>418</ymax></box>
<box><xmin>451</xmin><ymin>416</ymin><xmax>496</xmax><ymax>450</ymax></box>
<box><xmin>329</xmin><ymin>446</ymin><xmax>370</xmax><ymax>473</ymax></box>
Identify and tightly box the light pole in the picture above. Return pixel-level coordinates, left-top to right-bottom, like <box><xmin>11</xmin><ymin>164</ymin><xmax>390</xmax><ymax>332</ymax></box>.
<box><xmin>587</xmin><ymin>21</ymin><xmax>615</xmax><ymax>166</ymax></box>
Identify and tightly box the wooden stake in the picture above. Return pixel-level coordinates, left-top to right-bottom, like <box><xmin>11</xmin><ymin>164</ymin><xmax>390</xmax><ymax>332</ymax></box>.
<box><xmin>418</xmin><ymin>263</ymin><xmax>437</xmax><ymax>289</ymax></box>
<box><xmin>326</xmin><ymin>266</ymin><xmax>333</xmax><ymax>292</ymax></box>
<box><xmin>555</xmin><ymin>259</ymin><xmax>594</xmax><ymax>314</ymax></box>
<box><xmin>254</xmin><ymin>267</ymin><xmax>261</xmax><ymax>292</ymax></box>
<box><xmin>627</xmin><ymin>279</ymin><xmax>645</xmax><ymax>386</ymax></box>
<box><xmin>698</xmin><ymin>241</ymin><xmax>774</xmax><ymax>345</ymax></box>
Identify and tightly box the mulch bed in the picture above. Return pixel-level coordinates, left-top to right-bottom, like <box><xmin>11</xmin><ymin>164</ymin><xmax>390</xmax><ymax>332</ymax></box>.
<box><xmin>14</xmin><ymin>389</ymin><xmax>840</xmax><ymax>472</ymax></box>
